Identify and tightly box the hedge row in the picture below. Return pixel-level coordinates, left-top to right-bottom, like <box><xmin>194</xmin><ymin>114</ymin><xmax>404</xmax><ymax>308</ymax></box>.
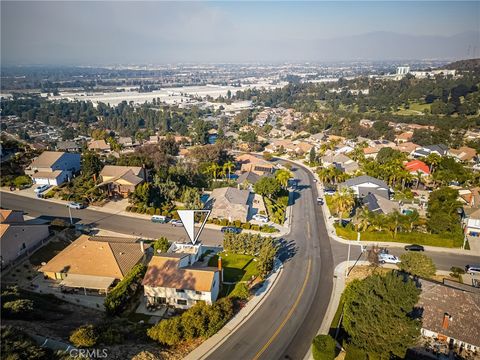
<box><xmin>208</xmin><ymin>218</ymin><xmax>278</xmax><ymax>233</ymax></box>
<box><xmin>104</xmin><ymin>263</ymin><xmax>146</xmax><ymax>315</ymax></box>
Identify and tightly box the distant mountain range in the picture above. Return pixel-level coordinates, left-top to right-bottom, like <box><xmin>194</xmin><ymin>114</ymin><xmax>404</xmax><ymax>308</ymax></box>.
<box><xmin>444</xmin><ymin>58</ymin><xmax>480</xmax><ymax>71</ymax></box>
<box><xmin>310</xmin><ymin>31</ymin><xmax>479</xmax><ymax>61</ymax></box>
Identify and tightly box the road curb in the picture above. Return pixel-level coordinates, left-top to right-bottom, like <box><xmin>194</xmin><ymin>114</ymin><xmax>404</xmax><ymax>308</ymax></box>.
<box><xmin>184</xmin><ymin>258</ymin><xmax>284</xmax><ymax>360</ymax></box>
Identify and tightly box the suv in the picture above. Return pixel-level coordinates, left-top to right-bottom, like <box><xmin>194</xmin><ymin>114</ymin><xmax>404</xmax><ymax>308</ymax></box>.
<box><xmin>151</xmin><ymin>215</ymin><xmax>169</xmax><ymax>224</ymax></box>
<box><xmin>465</xmin><ymin>264</ymin><xmax>480</xmax><ymax>275</ymax></box>
<box><xmin>378</xmin><ymin>253</ymin><xmax>401</xmax><ymax>265</ymax></box>
<box><xmin>221</xmin><ymin>226</ymin><xmax>242</xmax><ymax>234</ymax></box>
<box><xmin>34</xmin><ymin>184</ymin><xmax>50</xmax><ymax>194</ymax></box>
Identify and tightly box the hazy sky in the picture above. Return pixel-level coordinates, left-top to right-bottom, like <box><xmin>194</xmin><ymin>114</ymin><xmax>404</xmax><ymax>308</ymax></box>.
<box><xmin>1</xmin><ymin>1</ymin><xmax>479</xmax><ymax>65</ymax></box>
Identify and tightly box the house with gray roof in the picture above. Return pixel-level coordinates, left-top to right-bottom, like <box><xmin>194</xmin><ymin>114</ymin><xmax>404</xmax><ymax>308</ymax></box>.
<box><xmin>205</xmin><ymin>187</ymin><xmax>253</xmax><ymax>223</ymax></box>
<box><xmin>412</xmin><ymin>144</ymin><xmax>448</xmax><ymax>158</ymax></box>
<box><xmin>338</xmin><ymin>175</ymin><xmax>390</xmax><ymax>200</ymax></box>
<box><xmin>362</xmin><ymin>193</ymin><xmax>399</xmax><ymax>214</ymax></box>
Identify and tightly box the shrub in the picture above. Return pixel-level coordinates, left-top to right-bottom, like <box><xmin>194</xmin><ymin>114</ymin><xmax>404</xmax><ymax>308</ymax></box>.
<box><xmin>98</xmin><ymin>325</ymin><xmax>124</xmax><ymax>345</ymax></box>
<box><xmin>251</xmin><ymin>224</ymin><xmax>260</xmax><ymax>231</ymax></box>
<box><xmin>312</xmin><ymin>335</ymin><xmax>336</xmax><ymax>360</ymax></box>
<box><xmin>220</xmin><ymin>219</ymin><xmax>228</xmax><ymax>226</ymax></box>
<box><xmin>450</xmin><ymin>266</ymin><xmax>465</xmax><ymax>279</ymax></box>
<box><xmin>241</xmin><ymin>223</ymin><xmax>251</xmax><ymax>230</ymax></box>
<box><xmin>155</xmin><ymin>208</ymin><xmax>161</xmax><ymax>215</ymax></box>
<box><xmin>130</xmin><ymin>206</ymin><xmax>137</xmax><ymax>212</ymax></box>
<box><xmin>126</xmin><ymin>206</ymin><xmax>132</xmax><ymax>212</ymax></box>
<box><xmin>136</xmin><ymin>207</ymin><xmax>143</xmax><ymax>213</ymax></box>
<box><xmin>70</xmin><ymin>324</ymin><xmax>99</xmax><ymax>348</ymax></box>
<box><xmin>153</xmin><ymin>237</ymin><xmax>170</xmax><ymax>254</ymax></box>
<box><xmin>104</xmin><ymin>264</ymin><xmax>146</xmax><ymax>315</ymax></box>
<box><xmin>229</xmin><ymin>282</ymin><xmax>250</xmax><ymax>300</ymax></box>
<box><xmin>2</xmin><ymin>299</ymin><xmax>34</xmax><ymax>318</ymax></box>
<box><xmin>13</xmin><ymin>175</ymin><xmax>32</xmax><ymax>189</ymax></box>
<box><xmin>1</xmin><ymin>326</ymin><xmax>48</xmax><ymax>359</ymax></box>
<box><xmin>147</xmin><ymin>317</ymin><xmax>184</xmax><ymax>346</ymax></box>
<box><xmin>233</xmin><ymin>220</ymin><xmax>241</xmax><ymax>228</ymax></box>
<box><xmin>147</xmin><ymin>207</ymin><xmax>155</xmax><ymax>215</ymax></box>
<box><xmin>344</xmin><ymin>344</ymin><xmax>367</xmax><ymax>360</ymax></box>
<box><xmin>50</xmin><ymin>218</ymin><xmax>70</xmax><ymax>228</ymax></box>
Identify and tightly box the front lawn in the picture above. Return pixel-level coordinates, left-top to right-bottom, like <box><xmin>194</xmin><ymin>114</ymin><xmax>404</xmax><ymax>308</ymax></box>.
<box><xmin>334</xmin><ymin>224</ymin><xmax>463</xmax><ymax>248</ymax></box>
<box><xmin>264</xmin><ymin>191</ymin><xmax>289</xmax><ymax>225</ymax></box>
<box><xmin>208</xmin><ymin>252</ymin><xmax>259</xmax><ymax>283</ymax></box>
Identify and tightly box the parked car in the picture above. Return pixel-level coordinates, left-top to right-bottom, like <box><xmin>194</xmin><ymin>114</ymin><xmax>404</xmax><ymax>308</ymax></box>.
<box><xmin>252</xmin><ymin>214</ymin><xmax>269</xmax><ymax>223</ymax></box>
<box><xmin>221</xmin><ymin>226</ymin><xmax>242</xmax><ymax>234</ymax></box>
<box><xmin>378</xmin><ymin>253</ymin><xmax>401</xmax><ymax>264</ymax></box>
<box><xmin>316</xmin><ymin>197</ymin><xmax>324</xmax><ymax>205</ymax></box>
<box><xmin>34</xmin><ymin>184</ymin><xmax>50</xmax><ymax>194</ymax></box>
<box><xmin>68</xmin><ymin>202</ymin><xmax>85</xmax><ymax>209</ymax></box>
<box><xmin>465</xmin><ymin>264</ymin><xmax>480</xmax><ymax>275</ymax></box>
<box><xmin>151</xmin><ymin>215</ymin><xmax>169</xmax><ymax>224</ymax></box>
<box><xmin>170</xmin><ymin>220</ymin><xmax>183</xmax><ymax>227</ymax></box>
<box><xmin>404</xmin><ymin>244</ymin><xmax>424</xmax><ymax>251</ymax></box>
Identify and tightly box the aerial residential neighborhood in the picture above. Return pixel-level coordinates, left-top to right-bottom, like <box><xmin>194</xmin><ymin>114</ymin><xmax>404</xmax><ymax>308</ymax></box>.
<box><xmin>1</xmin><ymin>1</ymin><xmax>480</xmax><ymax>360</ymax></box>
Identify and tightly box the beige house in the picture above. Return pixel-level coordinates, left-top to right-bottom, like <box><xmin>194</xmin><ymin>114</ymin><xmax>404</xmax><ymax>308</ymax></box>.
<box><xmin>236</xmin><ymin>153</ymin><xmax>275</xmax><ymax>176</ymax></box>
<box><xmin>142</xmin><ymin>253</ymin><xmax>220</xmax><ymax>309</ymax></box>
<box><xmin>98</xmin><ymin>165</ymin><xmax>146</xmax><ymax>198</ymax></box>
<box><xmin>88</xmin><ymin>139</ymin><xmax>111</xmax><ymax>153</ymax></box>
<box><xmin>39</xmin><ymin>235</ymin><xmax>146</xmax><ymax>293</ymax></box>
<box><xmin>206</xmin><ymin>187</ymin><xmax>252</xmax><ymax>223</ymax></box>
<box><xmin>0</xmin><ymin>210</ymin><xmax>49</xmax><ymax>268</ymax></box>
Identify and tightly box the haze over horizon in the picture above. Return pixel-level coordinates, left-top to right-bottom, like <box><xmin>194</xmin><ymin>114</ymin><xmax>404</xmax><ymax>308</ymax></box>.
<box><xmin>1</xmin><ymin>1</ymin><xmax>479</xmax><ymax>66</ymax></box>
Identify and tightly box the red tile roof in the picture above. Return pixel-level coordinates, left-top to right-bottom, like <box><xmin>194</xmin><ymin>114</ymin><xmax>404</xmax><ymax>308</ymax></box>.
<box><xmin>405</xmin><ymin>160</ymin><xmax>430</xmax><ymax>175</ymax></box>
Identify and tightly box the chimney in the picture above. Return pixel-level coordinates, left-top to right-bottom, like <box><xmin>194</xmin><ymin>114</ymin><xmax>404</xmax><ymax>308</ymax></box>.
<box><xmin>442</xmin><ymin>313</ymin><xmax>451</xmax><ymax>330</ymax></box>
<box><xmin>140</xmin><ymin>240</ymin><xmax>144</xmax><ymax>254</ymax></box>
<box><xmin>218</xmin><ymin>256</ymin><xmax>223</xmax><ymax>283</ymax></box>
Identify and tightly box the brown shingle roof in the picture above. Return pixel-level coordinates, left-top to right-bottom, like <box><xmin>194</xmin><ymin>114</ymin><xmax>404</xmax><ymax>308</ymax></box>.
<box><xmin>142</xmin><ymin>256</ymin><xmax>218</xmax><ymax>292</ymax></box>
<box><xmin>417</xmin><ymin>279</ymin><xmax>480</xmax><ymax>347</ymax></box>
<box><xmin>39</xmin><ymin>235</ymin><xmax>144</xmax><ymax>279</ymax></box>
<box><xmin>30</xmin><ymin>151</ymin><xmax>64</xmax><ymax>168</ymax></box>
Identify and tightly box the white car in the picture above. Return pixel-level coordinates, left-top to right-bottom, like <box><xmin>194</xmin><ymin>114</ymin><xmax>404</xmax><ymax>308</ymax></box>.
<box><xmin>34</xmin><ymin>185</ymin><xmax>50</xmax><ymax>194</ymax></box>
<box><xmin>68</xmin><ymin>202</ymin><xmax>85</xmax><ymax>209</ymax></box>
<box><xmin>170</xmin><ymin>220</ymin><xmax>183</xmax><ymax>227</ymax></box>
<box><xmin>252</xmin><ymin>214</ymin><xmax>269</xmax><ymax>223</ymax></box>
<box><xmin>378</xmin><ymin>254</ymin><xmax>401</xmax><ymax>265</ymax></box>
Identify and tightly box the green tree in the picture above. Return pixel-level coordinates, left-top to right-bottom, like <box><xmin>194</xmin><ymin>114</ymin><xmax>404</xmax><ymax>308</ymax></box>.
<box><xmin>257</xmin><ymin>238</ymin><xmax>277</xmax><ymax>278</ymax></box>
<box><xmin>13</xmin><ymin>175</ymin><xmax>32</xmax><ymax>189</ymax></box>
<box><xmin>153</xmin><ymin>237</ymin><xmax>170</xmax><ymax>254</ymax></box>
<box><xmin>81</xmin><ymin>151</ymin><xmax>102</xmax><ymax>177</ymax></box>
<box><xmin>222</xmin><ymin>161</ymin><xmax>235</xmax><ymax>180</ymax></box>
<box><xmin>311</xmin><ymin>334</ymin><xmax>336</xmax><ymax>360</ymax></box>
<box><xmin>254</xmin><ymin>177</ymin><xmax>281</xmax><ymax>199</ymax></box>
<box><xmin>331</xmin><ymin>188</ymin><xmax>355</xmax><ymax>223</ymax></box>
<box><xmin>275</xmin><ymin>169</ymin><xmax>292</xmax><ymax>189</ymax></box>
<box><xmin>427</xmin><ymin>187</ymin><xmax>462</xmax><ymax>234</ymax></box>
<box><xmin>182</xmin><ymin>187</ymin><xmax>203</xmax><ymax>209</ymax></box>
<box><xmin>69</xmin><ymin>324</ymin><xmax>99</xmax><ymax>348</ymax></box>
<box><xmin>343</xmin><ymin>272</ymin><xmax>420</xmax><ymax>359</ymax></box>
<box><xmin>147</xmin><ymin>316</ymin><xmax>184</xmax><ymax>346</ymax></box>
<box><xmin>399</xmin><ymin>252</ymin><xmax>436</xmax><ymax>278</ymax></box>
<box><xmin>1</xmin><ymin>326</ymin><xmax>49</xmax><ymax>360</ymax></box>
<box><xmin>229</xmin><ymin>282</ymin><xmax>250</xmax><ymax>300</ymax></box>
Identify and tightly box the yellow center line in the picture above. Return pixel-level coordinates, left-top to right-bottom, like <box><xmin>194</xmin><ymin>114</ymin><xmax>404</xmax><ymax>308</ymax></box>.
<box><xmin>253</xmin><ymin>259</ymin><xmax>313</xmax><ymax>360</ymax></box>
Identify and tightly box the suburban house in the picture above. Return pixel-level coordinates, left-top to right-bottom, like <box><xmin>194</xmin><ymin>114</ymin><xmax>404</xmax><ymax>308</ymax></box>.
<box><xmin>405</xmin><ymin>159</ymin><xmax>431</xmax><ymax>176</ymax></box>
<box><xmin>206</xmin><ymin>187</ymin><xmax>252</xmax><ymax>223</ymax></box>
<box><xmin>321</xmin><ymin>152</ymin><xmax>359</xmax><ymax>174</ymax></box>
<box><xmin>362</xmin><ymin>193</ymin><xmax>400</xmax><ymax>214</ymax></box>
<box><xmin>98</xmin><ymin>165</ymin><xmax>146</xmax><ymax>198</ymax></box>
<box><xmin>236</xmin><ymin>153</ymin><xmax>275</xmax><ymax>176</ymax></box>
<box><xmin>394</xmin><ymin>131</ymin><xmax>413</xmax><ymax>144</ymax></box>
<box><xmin>338</xmin><ymin>175</ymin><xmax>391</xmax><ymax>199</ymax></box>
<box><xmin>464</xmin><ymin>208</ymin><xmax>480</xmax><ymax>237</ymax></box>
<box><xmin>236</xmin><ymin>171</ymin><xmax>262</xmax><ymax>190</ymax></box>
<box><xmin>88</xmin><ymin>139</ymin><xmax>111</xmax><ymax>153</ymax></box>
<box><xmin>39</xmin><ymin>235</ymin><xmax>146</xmax><ymax>294</ymax></box>
<box><xmin>26</xmin><ymin>151</ymin><xmax>81</xmax><ymax>186</ymax></box>
<box><xmin>0</xmin><ymin>210</ymin><xmax>49</xmax><ymax>268</ymax></box>
<box><xmin>55</xmin><ymin>140</ymin><xmax>83</xmax><ymax>152</ymax></box>
<box><xmin>142</xmin><ymin>246</ymin><xmax>220</xmax><ymax>309</ymax></box>
<box><xmin>396</xmin><ymin>142</ymin><xmax>419</xmax><ymax>154</ymax></box>
<box><xmin>417</xmin><ymin>279</ymin><xmax>480</xmax><ymax>355</ymax></box>
<box><xmin>411</xmin><ymin>144</ymin><xmax>448</xmax><ymax>158</ymax></box>
<box><xmin>448</xmin><ymin>146</ymin><xmax>477</xmax><ymax>163</ymax></box>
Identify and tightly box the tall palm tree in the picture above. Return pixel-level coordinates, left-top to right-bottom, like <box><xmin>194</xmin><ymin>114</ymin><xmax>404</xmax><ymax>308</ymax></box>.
<box><xmin>222</xmin><ymin>161</ymin><xmax>235</xmax><ymax>180</ymax></box>
<box><xmin>204</xmin><ymin>163</ymin><xmax>220</xmax><ymax>179</ymax></box>
<box><xmin>275</xmin><ymin>169</ymin><xmax>293</xmax><ymax>189</ymax></box>
<box><xmin>353</xmin><ymin>206</ymin><xmax>372</xmax><ymax>232</ymax></box>
<box><xmin>425</xmin><ymin>153</ymin><xmax>441</xmax><ymax>173</ymax></box>
<box><xmin>331</xmin><ymin>188</ymin><xmax>355</xmax><ymax>225</ymax></box>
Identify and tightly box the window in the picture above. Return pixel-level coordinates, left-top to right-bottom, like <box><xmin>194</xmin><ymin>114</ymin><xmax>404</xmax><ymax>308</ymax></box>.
<box><xmin>195</xmin><ymin>291</ymin><xmax>203</xmax><ymax>295</ymax></box>
<box><xmin>177</xmin><ymin>299</ymin><xmax>187</xmax><ymax>305</ymax></box>
<box><xmin>176</xmin><ymin>289</ymin><xmax>185</xmax><ymax>293</ymax></box>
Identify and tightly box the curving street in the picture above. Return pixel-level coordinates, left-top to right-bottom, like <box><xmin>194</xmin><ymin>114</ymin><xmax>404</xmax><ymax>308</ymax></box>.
<box><xmin>2</xmin><ymin>162</ymin><xmax>479</xmax><ymax>360</ymax></box>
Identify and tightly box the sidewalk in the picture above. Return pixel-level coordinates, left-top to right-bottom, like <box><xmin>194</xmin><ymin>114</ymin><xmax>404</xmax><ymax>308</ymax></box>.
<box><xmin>184</xmin><ymin>258</ymin><xmax>284</xmax><ymax>360</ymax></box>
<box><xmin>273</xmin><ymin>157</ymin><xmax>480</xmax><ymax>256</ymax></box>
<box><xmin>1</xmin><ymin>188</ymin><xmax>291</xmax><ymax>238</ymax></box>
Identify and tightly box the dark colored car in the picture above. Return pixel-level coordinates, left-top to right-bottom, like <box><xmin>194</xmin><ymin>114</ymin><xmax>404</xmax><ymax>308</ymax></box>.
<box><xmin>404</xmin><ymin>244</ymin><xmax>425</xmax><ymax>251</ymax></box>
<box><xmin>221</xmin><ymin>226</ymin><xmax>242</xmax><ymax>234</ymax></box>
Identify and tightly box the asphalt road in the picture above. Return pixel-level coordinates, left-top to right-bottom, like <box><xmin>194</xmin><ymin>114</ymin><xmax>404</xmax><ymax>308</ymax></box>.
<box><xmin>2</xmin><ymin>167</ymin><xmax>479</xmax><ymax>359</ymax></box>
<box><xmin>0</xmin><ymin>192</ymin><xmax>223</xmax><ymax>245</ymax></box>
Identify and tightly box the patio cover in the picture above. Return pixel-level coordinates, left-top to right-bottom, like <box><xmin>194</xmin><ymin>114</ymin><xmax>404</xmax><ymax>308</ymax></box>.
<box><xmin>60</xmin><ymin>274</ymin><xmax>115</xmax><ymax>290</ymax></box>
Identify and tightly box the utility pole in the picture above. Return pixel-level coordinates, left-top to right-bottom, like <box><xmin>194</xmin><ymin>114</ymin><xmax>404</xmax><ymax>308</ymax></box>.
<box><xmin>67</xmin><ymin>205</ymin><xmax>73</xmax><ymax>224</ymax></box>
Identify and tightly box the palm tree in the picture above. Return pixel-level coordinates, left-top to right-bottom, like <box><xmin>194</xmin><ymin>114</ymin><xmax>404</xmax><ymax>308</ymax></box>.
<box><xmin>415</xmin><ymin>170</ymin><xmax>423</xmax><ymax>189</ymax></box>
<box><xmin>222</xmin><ymin>161</ymin><xmax>235</xmax><ymax>180</ymax></box>
<box><xmin>275</xmin><ymin>169</ymin><xmax>293</xmax><ymax>189</ymax></box>
<box><xmin>204</xmin><ymin>163</ymin><xmax>220</xmax><ymax>179</ymax></box>
<box><xmin>331</xmin><ymin>188</ymin><xmax>355</xmax><ymax>225</ymax></box>
<box><xmin>353</xmin><ymin>206</ymin><xmax>372</xmax><ymax>232</ymax></box>
<box><xmin>425</xmin><ymin>153</ymin><xmax>441</xmax><ymax>173</ymax></box>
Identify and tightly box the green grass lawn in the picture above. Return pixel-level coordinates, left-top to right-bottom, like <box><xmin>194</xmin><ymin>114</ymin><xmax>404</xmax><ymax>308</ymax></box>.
<box><xmin>264</xmin><ymin>194</ymin><xmax>289</xmax><ymax>225</ymax></box>
<box><xmin>334</xmin><ymin>224</ymin><xmax>463</xmax><ymax>248</ymax></box>
<box><xmin>208</xmin><ymin>252</ymin><xmax>259</xmax><ymax>282</ymax></box>
<box><xmin>395</xmin><ymin>102</ymin><xmax>431</xmax><ymax>115</ymax></box>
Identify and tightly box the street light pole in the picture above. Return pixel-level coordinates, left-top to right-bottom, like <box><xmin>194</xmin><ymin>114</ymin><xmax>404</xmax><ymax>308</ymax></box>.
<box><xmin>67</xmin><ymin>205</ymin><xmax>73</xmax><ymax>224</ymax></box>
